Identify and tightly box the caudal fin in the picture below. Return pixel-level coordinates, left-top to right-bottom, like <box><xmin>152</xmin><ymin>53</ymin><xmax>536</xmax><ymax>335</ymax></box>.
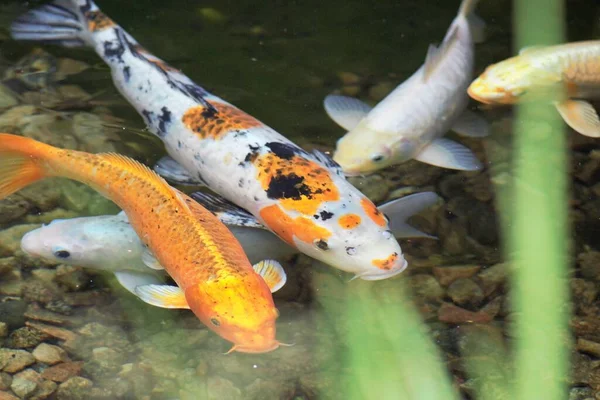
<box><xmin>11</xmin><ymin>0</ymin><xmax>94</xmax><ymax>48</ymax></box>
<box><xmin>0</xmin><ymin>134</ymin><xmax>49</xmax><ymax>199</ymax></box>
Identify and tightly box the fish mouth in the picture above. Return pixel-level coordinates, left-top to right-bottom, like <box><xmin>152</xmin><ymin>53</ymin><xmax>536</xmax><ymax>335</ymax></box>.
<box><xmin>467</xmin><ymin>82</ymin><xmax>494</xmax><ymax>104</ymax></box>
<box><xmin>20</xmin><ymin>232</ymin><xmax>40</xmax><ymax>256</ymax></box>
<box><xmin>225</xmin><ymin>341</ymin><xmax>281</xmax><ymax>354</ymax></box>
<box><xmin>354</xmin><ymin>257</ymin><xmax>408</xmax><ymax>281</ymax></box>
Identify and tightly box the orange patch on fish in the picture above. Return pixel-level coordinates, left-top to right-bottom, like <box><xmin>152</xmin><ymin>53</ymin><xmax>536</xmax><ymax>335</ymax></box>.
<box><xmin>360</xmin><ymin>198</ymin><xmax>386</xmax><ymax>227</ymax></box>
<box><xmin>338</xmin><ymin>213</ymin><xmax>361</xmax><ymax>229</ymax></box>
<box><xmin>182</xmin><ymin>101</ymin><xmax>263</xmax><ymax>140</ymax></box>
<box><xmin>260</xmin><ymin>204</ymin><xmax>331</xmax><ymax>245</ymax></box>
<box><xmin>85</xmin><ymin>11</ymin><xmax>116</xmax><ymax>32</ymax></box>
<box><xmin>254</xmin><ymin>154</ymin><xmax>340</xmax><ymax>215</ymax></box>
<box><xmin>372</xmin><ymin>252</ymin><xmax>399</xmax><ymax>270</ymax></box>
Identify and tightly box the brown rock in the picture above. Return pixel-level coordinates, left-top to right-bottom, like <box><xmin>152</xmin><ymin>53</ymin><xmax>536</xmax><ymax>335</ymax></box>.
<box><xmin>11</xmin><ymin>368</ymin><xmax>41</xmax><ymax>399</ymax></box>
<box><xmin>0</xmin><ymin>391</ymin><xmax>19</xmax><ymax>400</ymax></box>
<box><xmin>32</xmin><ymin>344</ymin><xmax>68</xmax><ymax>365</ymax></box>
<box><xmin>476</xmin><ymin>263</ymin><xmax>508</xmax><ymax>296</ymax></box>
<box><xmin>0</xmin><ymin>349</ymin><xmax>36</xmax><ymax>373</ymax></box>
<box><xmin>0</xmin><ymin>372</ymin><xmax>12</xmax><ymax>390</ymax></box>
<box><xmin>432</xmin><ymin>265</ymin><xmax>482</xmax><ymax>286</ymax></box>
<box><xmin>437</xmin><ymin>302</ymin><xmax>493</xmax><ymax>324</ymax></box>
<box><xmin>31</xmin><ymin>380</ymin><xmax>57</xmax><ymax>400</ymax></box>
<box><xmin>56</xmin><ymin>377</ymin><xmax>93</xmax><ymax>400</ymax></box>
<box><xmin>41</xmin><ymin>362</ymin><xmax>83</xmax><ymax>383</ymax></box>
<box><xmin>577</xmin><ymin>338</ymin><xmax>600</xmax><ymax>358</ymax></box>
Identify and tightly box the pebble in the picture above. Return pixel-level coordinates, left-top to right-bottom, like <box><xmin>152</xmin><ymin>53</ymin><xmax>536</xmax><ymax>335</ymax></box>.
<box><xmin>56</xmin><ymin>377</ymin><xmax>93</xmax><ymax>400</ymax></box>
<box><xmin>337</xmin><ymin>71</ymin><xmax>361</xmax><ymax>85</ymax></box>
<box><xmin>341</xmin><ymin>85</ymin><xmax>361</xmax><ymax>97</ymax></box>
<box><xmin>41</xmin><ymin>361</ymin><xmax>83</xmax><ymax>383</ymax></box>
<box><xmin>31</xmin><ymin>380</ymin><xmax>57</xmax><ymax>400</ymax></box>
<box><xmin>432</xmin><ymin>265</ymin><xmax>481</xmax><ymax>286</ymax></box>
<box><xmin>6</xmin><ymin>327</ymin><xmax>49</xmax><ymax>349</ymax></box>
<box><xmin>347</xmin><ymin>174</ymin><xmax>390</xmax><ymax>203</ymax></box>
<box><xmin>368</xmin><ymin>81</ymin><xmax>394</xmax><ymax>101</ymax></box>
<box><xmin>576</xmin><ymin>338</ymin><xmax>600</xmax><ymax>358</ymax></box>
<box><xmin>55</xmin><ymin>265</ymin><xmax>89</xmax><ymax>292</ymax></box>
<box><xmin>405</xmin><ymin>274</ymin><xmax>445</xmax><ymax>302</ymax></box>
<box><xmin>0</xmin><ymin>323</ymin><xmax>7</xmax><ymax>338</ymax></box>
<box><xmin>0</xmin><ymin>197</ymin><xmax>32</xmax><ymax>226</ymax></box>
<box><xmin>32</xmin><ymin>343</ymin><xmax>68</xmax><ymax>365</ymax></box>
<box><xmin>447</xmin><ymin>278</ymin><xmax>485</xmax><ymax>308</ymax></box>
<box><xmin>0</xmin><ymin>300</ymin><xmax>27</xmax><ymax>329</ymax></box>
<box><xmin>476</xmin><ymin>263</ymin><xmax>508</xmax><ymax>296</ymax></box>
<box><xmin>206</xmin><ymin>377</ymin><xmax>241</xmax><ymax>400</ymax></box>
<box><xmin>578</xmin><ymin>251</ymin><xmax>600</xmax><ymax>281</ymax></box>
<box><xmin>0</xmin><ymin>372</ymin><xmax>12</xmax><ymax>390</ymax></box>
<box><xmin>0</xmin><ymin>224</ymin><xmax>40</xmax><ymax>257</ymax></box>
<box><xmin>11</xmin><ymin>368</ymin><xmax>41</xmax><ymax>399</ymax></box>
<box><xmin>0</xmin><ymin>257</ymin><xmax>14</xmax><ymax>276</ymax></box>
<box><xmin>22</xmin><ymin>279</ymin><xmax>62</xmax><ymax>305</ymax></box>
<box><xmin>571</xmin><ymin>278</ymin><xmax>598</xmax><ymax>307</ymax></box>
<box><xmin>0</xmin><ymin>391</ymin><xmax>19</xmax><ymax>400</ymax></box>
<box><xmin>0</xmin><ymin>349</ymin><xmax>35</xmax><ymax>373</ymax></box>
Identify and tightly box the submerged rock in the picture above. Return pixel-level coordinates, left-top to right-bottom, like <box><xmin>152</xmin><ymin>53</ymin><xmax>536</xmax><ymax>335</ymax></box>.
<box><xmin>0</xmin><ymin>224</ymin><xmax>40</xmax><ymax>257</ymax></box>
<box><xmin>11</xmin><ymin>368</ymin><xmax>41</xmax><ymax>399</ymax></box>
<box><xmin>32</xmin><ymin>343</ymin><xmax>68</xmax><ymax>365</ymax></box>
<box><xmin>41</xmin><ymin>362</ymin><xmax>84</xmax><ymax>383</ymax></box>
<box><xmin>0</xmin><ymin>349</ymin><xmax>35</xmax><ymax>373</ymax></box>
<box><xmin>56</xmin><ymin>377</ymin><xmax>93</xmax><ymax>400</ymax></box>
<box><xmin>447</xmin><ymin>278</ymin><xmax>485</xmax><ymax>308</ymax></box>
<box><xmin>6</xmin><ymin>327</ymin><xmax>49</xmax><ymax>349</ymax></box>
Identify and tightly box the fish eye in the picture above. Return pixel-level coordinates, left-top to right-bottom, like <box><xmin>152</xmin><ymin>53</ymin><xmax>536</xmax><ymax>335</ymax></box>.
<box><xmin>346</xmin><ymin>246</ymin><xmax>356</xmax><ymax>256</ymax></box>
<box><xmin>210</xmin><ymin>317</ymin><xmax>221</xmax><ymax>326</ymax></box>
<box><xmin>314</xmin><ymin>239</ymin><xmax>329</xmax><ymax>251</ymax></box>
<box><xmin>371</xmin><ymin>154</ymin><xmax>385</xmax><ymax>163</ymax></box>
<box><xmin>53</xmin><ymin>250</ymin><xmax>71</xmax><ymax>259</ymax></box>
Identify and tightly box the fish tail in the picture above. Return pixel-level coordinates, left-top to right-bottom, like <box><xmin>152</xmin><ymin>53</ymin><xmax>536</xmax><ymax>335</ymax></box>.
<box><xmin>458</xmin><ymin>0</ymin><xmax>480</xmax><ymax>18</ymax></box>
<box><xmin>10</xmin><ymin>0</ymin><xmax>97</xmax><ymax>48</ymax></box>
<box><xmin>0</xmin><ymin>134</ymin><xmax>54</xmax><ymax>200</ymax></box>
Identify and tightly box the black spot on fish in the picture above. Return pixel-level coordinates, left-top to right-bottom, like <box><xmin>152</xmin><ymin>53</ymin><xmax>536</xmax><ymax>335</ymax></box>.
<box><xmin>265</xmin><ymin>142</ymin><xmax>298</xmax><ymax>160</ymax></box>
<box><xmin>319</xmin><ymin>210</ymin><xmax>334</xmax><ymax>221</ymax></box>
<box><xmin>345</xmin><ymin>246</ymin><xmax>356</xmax><ymax>255</ymax></box>
<box><xmin>157</xmin><ymin>106</ymin><xmax>172</xmax><ymax>137</ymax></box>
<box><xmin>122</xmin><ymin>66</ymin><xmax>131</xmax><ymax>82</ymax></box>
<box><xmin>238</xmin><ymin>178</ymin><xmax>244</xmax><ymax>188</ymax></box>
<box><xmin>244</xmin><ymin>144</ymin><xmax>261</xmax><ymax>163</ymax></box>
<box><xmin>266</xmin><ymin>173</ymin><xmax>312</xmax><ymax>200</ymax></box>
<box><xmin>102</xmin><ymin>28</ymin><xmax>126</xmax><ymax>63</ymax></box>
<box><xmin>78</xmin><ymin>0</ymin><xmax>93</xmax><ymax>13</ymax></box>
<box><xmin>141</xmin><ymin>109</ymin><xmax>153</xmax><ymax>125</ymax></box>
<box><xmin>315</xmin><ymin>240</ymin><xmax>329</xmax><ymax>251</ymax></box>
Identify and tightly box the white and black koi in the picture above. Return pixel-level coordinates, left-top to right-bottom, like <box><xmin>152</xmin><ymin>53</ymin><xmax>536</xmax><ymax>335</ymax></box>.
<box><xmin>12</xmin><ymin>0</ymin><xmax>438</xmax><ymax>280</ymax></box>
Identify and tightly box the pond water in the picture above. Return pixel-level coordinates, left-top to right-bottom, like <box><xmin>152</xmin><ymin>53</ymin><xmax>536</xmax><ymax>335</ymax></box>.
<box><xmin>0</xmin><ymin>0</ymin><xmax>599</xmax><ymax>399</ymax></box>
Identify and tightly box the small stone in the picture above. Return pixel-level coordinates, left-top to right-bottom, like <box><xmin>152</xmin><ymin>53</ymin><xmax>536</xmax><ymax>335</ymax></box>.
<box><xmin>337</xmin><ymin>71</ymin><xmax>361</xmax><ymax>85</ymax></box>
<box><xmin>437</xmin><ymin>302</ymin><xmax>493</xmax><ymax>324</ymax></box>
<box><xmin>477</xmin><ymin>263</ymin><xmax>508</xmax><ymax>296</ymax></box>
<box><xmin>41</xmin><ymin>361</ymin><xmax>84</xmax><ymax>383</ymax></box>
<box><xmin>571</xmin><ymin>278</ymin><xmax>599</xmax><ymax>307</ymax></box>
<box><xmin>432</xmin><ymin>265</ymin><xmax>481</xmax><ymax>286</ymax></box>
<box><xmin>11</xmin><ymin>369</ymin><xmax>41</xmax><ymax>399</ymax></box>
<box><xmin>0</xmin><ymin>323</ymin><xmax>7</xmax><ymax>338</ymax></box>
<box><xmin>0</xmin><ymin>300</ymin><xmax>27</xmax><ymax>329</ymax></box>
<box><xmin>0</xmin><ymin>258</ymin><xmax>14</xmax><ymax>276</ymax></box>
<box><xmin>25</xmin><ymin>307</ymin><xmax>73</xmax><ymax>325</ymax></box>
<box><xmin>56</xmin><ymin>377</ymin><xmax>93</xmax><ymax>400</ymax></box>
<box><xmin>6</xmin><ymin>327</ymin><xmax>49</xmax><ymax>349</ymax></box>
<box><xmin>568</xmin><ymin>386</ymin><xmax>594</xmax><ymax>400</ymax></box>
<box><xmin>88</xmin><ymin>346</ymin><xmax>125</xmax><ymax>377</ymax></box>
<box><xmin>30</xmin><ymin>270</ymin><xmax>57</xmax><ymax>283</ymax></box>
<box><xmin>577</xmin><ymin>338</ymin><xmax>600</xmax><ymax>358</ymax></box>
<box><xmin>341</xmin><ymin>84</ymin><xmax>361</xmax><ymax>97</ymax></box>
<box><xmin>0</xmin><ymin>85</ymin><xmax>18</xmax><ymax>109</ymax></box>
<box><xmin>55</xmin><ymin>265</ymin><xmax>89</xmax><ymax>292</ymax></box>
<box><xmin>0</xmin><ymin>371</ymin><xmax>12</xmax><ymax>390</ymax></box>
<box><xmin>0</xmin><ymin>349</ymin><xmax>36</xmax><ymax>373</ymax></box>
<box><xmin>0</xmin><ymin>391</ymin><xmax>19</xmax><ymax>400</ymax></box>
<box><xmin>31</xmin><ymin>380</ymin><xmax>57</xmax><ymax>400</ymax></box>
<box><xmin>0</xmin><ymin>224</ymin><xmax>40</xmax><ymax>257</ymax></box>
<box><xmin>32</xmin><ymin>343</ymin><xmax>68</xmax><ymax>365</ymax></box>
<box><xmin>447</xmin><ymin>278</ymin><xmax>485</xmax><ymax>308</ymax></box>
<box><xmin>206</xmin><ymin>377</ymin><xmax>241</xmax><ymax>400</ymax></box>
<box><xmin>405</xmin><ymin>274</ymin><xmax>445</xmax><ymax>302</ymax></box>
<box><xmin>347</xmin><ymin>174</ymin><xmax>390</xmax><ymax>203</ymax></box>
<box><xmin>368</xmin><ymin>81</ymin><xmax>395</xmax><ymax>101</ymax></box>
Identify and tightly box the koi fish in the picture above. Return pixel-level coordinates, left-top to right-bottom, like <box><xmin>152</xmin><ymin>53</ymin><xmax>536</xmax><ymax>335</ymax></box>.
<box><xmin>0</xmin><ymin>133</ymin><xmax>283</xmax><ymax>353</ymax></box>
<box><xmin>21</xmin><ymin>212</ymin><xmax>289</xmax><ymax>295</ymax></box>
<box><xmin>20</xmin><ymin>190</ymin><xmax>440</xmax><ymax>293</ymax></box>
<box><xmin>323</xmin><ymin>0</ymin><xmax>488</xmax><ymax>174</ymax></box>
<box><xmin>468</xmin><ymin>41</ymin><xmax>600</xmax><ymax>137</ymax></box>
<box><xmin>11</xmin><ymin>0</ymin><xmax>435</xmax><ymax>280</ymax></box>
<box><xmin>21</xmin><ymin>212</ymin><xmax>296</xmax><ymax>295</ymax></box>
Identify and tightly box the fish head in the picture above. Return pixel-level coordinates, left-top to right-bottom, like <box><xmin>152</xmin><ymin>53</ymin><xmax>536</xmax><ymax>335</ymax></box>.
<box><xmin>292</xmin><ymin>196</ymin><xmax>408</xmax><ymax>280</ymax></box>
<box><xmin>468</xmin><ymin>57</ymin><xmax>561</xmax><ymax>105</ymax></box>
<box><xmin>333</xmin><ymin>123</ymin><xmax>418</xmax><ymax>175</ymax></box>
<box><xmin>185</xmin><ymin>271</ymin><xmax>280</xmax><ymax>353</ymax></box>
<box><xmin>21</xmin><ymin>219</ymin><xmax>90</xmax><ymax>266</ymax></box>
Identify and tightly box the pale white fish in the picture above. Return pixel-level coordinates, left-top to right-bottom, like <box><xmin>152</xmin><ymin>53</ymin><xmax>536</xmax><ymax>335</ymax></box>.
<box><xmin>324</xmin><ymin>0</ymin><xmax>488</xmax><ymax>174</ymax></box>
<box><xmin>21</xmin><ymin>212</ymin><xmax>290</xmax><ymax>295</ymax></box>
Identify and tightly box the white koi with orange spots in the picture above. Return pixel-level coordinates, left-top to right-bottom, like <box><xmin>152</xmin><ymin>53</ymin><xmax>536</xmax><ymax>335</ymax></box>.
<box><xmin>468</xmin><ymin>41</ymin><xmax>600</xmax><ymax>137</ymax></box>
<box><xmin>10</xmin><ymin>0</ymin><xmax>435</xmax><ymax>279</ymax></box>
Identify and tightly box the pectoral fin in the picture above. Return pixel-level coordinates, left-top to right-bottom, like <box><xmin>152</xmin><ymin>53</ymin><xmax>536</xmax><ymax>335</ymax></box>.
<box><xmin>378</xmin><ymin>192</ymin><xmax>440</xmax><ymax>239</ymax></box>
<box><xmin>253</xmin><ymin>259</ymin><xmax>287</xmax><ymax>293</ymax></box>
<box><xmin>452</xmin><ymin>110</ymin><xmax>490</xmax><ymax>137</ymax></box>
<box><xmin>414</xmin><ymin>138</ymin><xmax>482</xmax><ymax>170</ymax></box>
<box><xmin>153</xmin><ymin>156</ymin><xmax>206</xmax><ymax>186</ymax></box>
<box><xmin>323</xmin><ymin>94</ymin><xmax>372</xmax><ymax>131</ymax></box>
<box><xmin>142</xmin><ymin>248</ymin><xmax>164</xmax><ymax>270</ymax></box>
<box><xmin>114</xmin><ymin>270</ymin><xmax>163</xmax><ymax>295</ymax></box>
<box><xmin>467</xmin><ymin>13</ymin><xmax>486</xmax><ymax>44</ymax></box>
<box><xmin>190</xmin><ymin>191</ymin><xmax>266</xmax><ymax>229</ymax></box>
<box><xmin>134</xmin><ymin>284</ymin><xmax>190</xmax><ymax>309</ymax></box>
<box><xmin>555</xmin><ymin>100</ymin><xmax>600</xmax><ymax>137</ymax></box>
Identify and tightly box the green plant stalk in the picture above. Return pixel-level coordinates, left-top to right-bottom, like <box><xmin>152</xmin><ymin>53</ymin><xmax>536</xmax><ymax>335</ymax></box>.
<box><xmin>512</xmin><ymin>0</ymin><xmax>568</xmax><ymax>399</ymax></box>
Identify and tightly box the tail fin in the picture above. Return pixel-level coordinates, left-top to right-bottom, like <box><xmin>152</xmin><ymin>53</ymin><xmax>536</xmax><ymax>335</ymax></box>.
<box><xmin>10</xmin><ymin>0</ymin><xmax>93</xmax><ymax>48</ymax></box>
<box><xmin>0</xmin><ymin>134</ymin><xmax>49</xmax><ymax>199</ymax></box>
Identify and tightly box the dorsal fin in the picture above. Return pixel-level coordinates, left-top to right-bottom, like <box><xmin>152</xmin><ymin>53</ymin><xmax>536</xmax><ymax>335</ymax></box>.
<box><xmin>422</xmin><ymin>26</ymin><xmax>459</xmax><ymax>82</ymax></box>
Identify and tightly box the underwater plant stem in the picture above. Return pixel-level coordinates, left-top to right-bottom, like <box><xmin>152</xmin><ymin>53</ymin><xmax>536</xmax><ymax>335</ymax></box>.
<box><xmin>512</xmin><ymin>1</ymin><xmax>568</xmax><ymax>399</ymax></box>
